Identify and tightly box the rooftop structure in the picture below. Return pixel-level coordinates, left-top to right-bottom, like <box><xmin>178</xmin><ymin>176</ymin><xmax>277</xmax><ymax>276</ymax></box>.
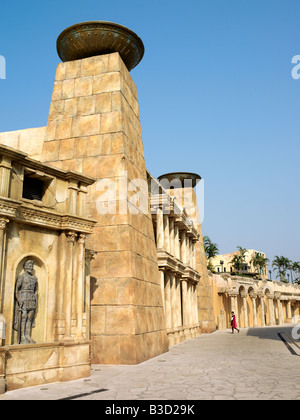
<box><xmin>57</xmin><ymin>21</ymin><xmax>145</xmax><ymax>71</ymax></box>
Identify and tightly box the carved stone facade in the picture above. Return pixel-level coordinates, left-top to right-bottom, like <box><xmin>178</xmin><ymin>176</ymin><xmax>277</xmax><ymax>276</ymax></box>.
<box><xmin>150</xmin><ymin>177</ymin><xmax>201</xmax><ymax>344</ymax></box>
<box><xmin>0</xmin><ymin>47</ymin><xmax>215</xmax><ymax>388</ymax></box>
<box><xmin>2</xmin><ymin>23</ymin><xmax>295</xmax><ymax>394</ymax></box>
<box><xmin>149</xmin><ymin>173</ymin><xmax>215</xmax><ymax>344</ymax></box>
<box><xmin>0</xmin><ymin>144</ymin><xmax>96</xmax><ymax>391</ymax></box>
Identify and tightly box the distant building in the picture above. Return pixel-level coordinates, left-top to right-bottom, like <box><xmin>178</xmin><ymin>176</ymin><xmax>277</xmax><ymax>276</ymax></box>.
<box><xmin>210</xmin><ymin>250</ymin><xmax>269</xmax><ymax>280</ymax></box>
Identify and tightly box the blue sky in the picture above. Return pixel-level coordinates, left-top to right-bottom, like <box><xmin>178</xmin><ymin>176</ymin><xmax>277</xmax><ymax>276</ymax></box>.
<box><xmin>0</xmin><ymin>0</ymin><xmax>299</xmax><ymax>277</ymax></box>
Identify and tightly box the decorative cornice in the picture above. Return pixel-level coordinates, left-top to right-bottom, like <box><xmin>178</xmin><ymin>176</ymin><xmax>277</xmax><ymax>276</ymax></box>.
<box><xmin>182</xmin><ymin>266</ymin><xmax>201</xmax><ymax>283</ymax></box>
<box><xmin>157</xmin><ymin>250</ymin><xmax>200</xmax><ymax>282</ymax></box>
<box><xmin>150</xmin><ymin>195</ymin><xmax>198</xmax><ymax>237</ymax></box>
<box><xmin>60</xmin><ymin>215</ymin><xmax>97</xmax><ymax>233</ymax></box>
<box><xmin>0</xmin><ymin>197</ymin><xmax>21</xmax><ymax>219</ymax></box>
<box><xmin>16</xmin><ymin>204</ymin><xmax>97</xmax><ymax>234</ymax></box>
<box><xmin>157</xmin><ymin>250</ymin><xmax>186</xmax><ymax>275</ymax></box>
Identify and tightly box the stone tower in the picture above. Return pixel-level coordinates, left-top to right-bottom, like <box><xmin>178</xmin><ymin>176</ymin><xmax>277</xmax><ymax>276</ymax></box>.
<box><xmin>157</xmin><ymin>172</ymin><xmax>216</xmax><ymax>334</ymax></box>
<box><xmin>41</xmin><ymin>22</ymin><xmax>169</xmax><ymax>364</ymax></box>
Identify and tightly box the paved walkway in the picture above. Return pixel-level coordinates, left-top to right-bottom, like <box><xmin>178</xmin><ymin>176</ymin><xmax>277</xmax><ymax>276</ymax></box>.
<box><xmin>1</xmin><ymin>325</ymin><xmax>300</xmax><ymax>400</ymax></box>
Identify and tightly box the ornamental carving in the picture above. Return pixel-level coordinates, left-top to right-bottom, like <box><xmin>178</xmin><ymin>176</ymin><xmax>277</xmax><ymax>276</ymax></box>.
<box><xmin>78</xmin><ymin>234</ymin><xmax>87</xmax><ymax>244</ymax></box>
<box><xmin>0</xmin><ymin>218</ymin><xmax>9</xmax><ymax>230</ymax></box>
<box><xmin>66</xmin><ymin>231</ymin><xmax>77</xmax><ymax>243</ymax></box>
<box><xmin>13</xmin><ymin>260</ymin><xmax>38</xmax><ymax>345</ymax></box>
<box><xmin>17</xmin><ymin>207</ymin><xmax>95</xmax><ymax>233</ymax></box>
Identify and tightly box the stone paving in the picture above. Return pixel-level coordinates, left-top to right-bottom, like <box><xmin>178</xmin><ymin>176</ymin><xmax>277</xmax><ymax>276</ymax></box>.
<box><xmin>1</xmin><ymin>325</ymin><xmax>300</xmax><ymax>401</ymax></box>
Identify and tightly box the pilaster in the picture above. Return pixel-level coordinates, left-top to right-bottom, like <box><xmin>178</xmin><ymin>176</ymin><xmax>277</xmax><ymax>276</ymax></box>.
<box><xmin>76</xmin><ymin>234</ymin><xmax>87</xmax><ymax>340</ymax></box>
<box><xmin>0</xmin><ymin>218</ymin><xmax>9</xmax><ymax>313</ymax></box>
<box><xmin>0</xmin><ymin>156</ymin><xmax>12</xmax><ymax>197</ymax></box>
<box><xmin>64</xmin><ymin>231</ymin><xmax>77</xmax><ymax>341</ymax></box>
<box><xmin>164</xmin><ymin>273</ymin><xmax>172</xmax><ymax>329</ymax></box>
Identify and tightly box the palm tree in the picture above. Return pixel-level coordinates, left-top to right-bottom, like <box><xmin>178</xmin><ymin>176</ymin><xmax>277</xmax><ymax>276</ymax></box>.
<box><xmin>291</xmin><ymin>261</ymin><xmax>300</xmax><ymax>284</ymax></box>
<box><xmin>230</xmin><ymin>246</ymin><xmax>247</xmax><ymax>273</ymax></box>
<box><xmin>251</xmin><ymin>253</ymin><xmax>269</xmax><ymax>278</ymax></box>
<box><xmin>272</xmin><ymin>256</ymin><xmax>291</xmax><ymax>282</ymax></box>
<box><xmin>231</xmin><ymin>254</ymin><xmax>243</xmax><ymax>272</ymax></box>
<box><xmin>251</xmin><ymin>253</ymin><xmax>261</xmax><ymax>274</ymax></box>
<box><xmin>258</xmin><ymin>255</ymin><xmax>269</xmax><ymax>276</ymax></box>
<box><xmin>237</xmin><ymin>246</ymin><xmax>247</xmax><ymax>262</ymax></box>
<box><xmin>203</xmin><ymin>236</ymin><xmax>219</xmax><ymax>259</ymax></box>
<box><xmin>203</xmin><ymin>236</ymin><xmax>219</xmax><ymax>271</ymax></box>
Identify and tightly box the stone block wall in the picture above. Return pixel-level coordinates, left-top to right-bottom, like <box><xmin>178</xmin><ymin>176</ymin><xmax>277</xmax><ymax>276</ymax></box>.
<box><xmin>41</xmin><ymin>52</ymin><xmax>169</xmax><ymax>364</ymax></box>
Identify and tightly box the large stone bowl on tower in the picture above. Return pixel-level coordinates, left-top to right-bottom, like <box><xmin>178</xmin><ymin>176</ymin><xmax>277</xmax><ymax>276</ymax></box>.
<box><xmin>158</xmin><ymin>172</ymin><xmax>202</xmax><ymax>189</ymax></box>
<box><xmin>57</xmin><ymin>21</ymin><xmax>145</xmax><ymax>72</ymax></box>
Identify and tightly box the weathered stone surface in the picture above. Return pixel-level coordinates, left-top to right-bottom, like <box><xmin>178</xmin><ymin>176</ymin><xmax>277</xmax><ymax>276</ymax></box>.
<box><xmin>40</xmin><ymin>53</ymin><xmax>169</xmax><ymax>365</ymax></box>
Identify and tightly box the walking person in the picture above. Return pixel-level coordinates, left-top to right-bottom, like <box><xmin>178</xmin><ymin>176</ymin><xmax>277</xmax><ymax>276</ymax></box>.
<box><xmin>231</xmin><ymin>311</ymin><xmax>240</xmax><ymax>334</ymax></box>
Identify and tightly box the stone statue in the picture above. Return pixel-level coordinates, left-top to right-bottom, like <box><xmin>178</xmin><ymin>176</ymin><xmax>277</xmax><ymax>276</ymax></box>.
<box><xmin>13</xmin><ymin>260</ymin><xmax>38</xmax><ymax>344</ymax></box>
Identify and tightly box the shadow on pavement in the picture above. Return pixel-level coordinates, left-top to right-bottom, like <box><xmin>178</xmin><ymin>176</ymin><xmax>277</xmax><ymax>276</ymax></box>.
<box><xmin>246</xmin><ymin>324</ymin><xmax>299</xmax><ymax>342</ymax></box>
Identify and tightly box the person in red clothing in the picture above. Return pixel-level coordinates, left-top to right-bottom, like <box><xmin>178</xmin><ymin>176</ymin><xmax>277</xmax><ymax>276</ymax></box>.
<box><xmin>231</xmin><ymin>311</ymin><xmax>240</xmax><ymax>334</ymax></box>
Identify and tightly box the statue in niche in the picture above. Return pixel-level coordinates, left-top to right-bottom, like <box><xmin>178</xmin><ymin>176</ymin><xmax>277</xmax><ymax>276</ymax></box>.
<box><xmin>13</xmin><ymin>260</ymin><xmax>38</xmax><ymax>344</ymax></box>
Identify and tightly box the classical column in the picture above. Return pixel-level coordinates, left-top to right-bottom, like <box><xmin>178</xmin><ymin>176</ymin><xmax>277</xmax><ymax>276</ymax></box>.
<box><xmin>180</xmin><ymin>230</ymin><xmax>187</xmax><ymax>264</ymax></box>
<box><xmin>0</xmin><ymin>156</ymin><xmax>12</xmax><ymax>197</ymax></box>
<box><xmin>55</xmin><ymin>231</ymin><xmax>67</xmax><ymax>340</ymax></box>
<box><xmin>164</xmin><ymin>273</ymin><xmax>172</xmax><ymax>329</ymax></box>
<box><xmin>176</xmin><ymin>277</ymin><xmax>182</xmax><ymax>327</ymax></box>
<box><xmin>273</xmin><ymin>293</ymin><xmax>283</xmax><ymax>325</ymax></box>
<box><xmin>192</xmin><ymin>241</ymin><xmax>196</xmax><ymax>270</ymax></box>
<box><xmin>169</xmin><ymin>218</ymin><xmax>175</xmax><ymax>256</ymax></box>
<box><xmin>229</xmin><ymin>292</ymin><xmax>238</xmax><ymax>327</ymax></box>
<box><xmin>278</xmin><ymin>299</ymin><xmax>284</xmax><ymax>325</ymax></box>
<box><xmin>187</xmin><ymin>282</ymin><xmax>193</xmax><ymax>325</ymax></box>
<box><xmin>195</xmin><ymin>284</ymin><xmax>199</xmax><ymax>325</ymax></box>
<box><xmin>193</xmin><ymin>284</ymin><xmax>198</xmax><ymax>324</ymax></box>
<box><xmin>159</xmin><ymin>270</ymin><xmax>165</xmax><ymax>312</ymax></box>
<box><xmin>174</xmin><ymin>223</ymin><xmax>180</xmax><ymax>259</ymax></box>
<box><xmin>251</xmin><ymin>293</ymin><xmax>258</xmax><ymax>328</ymax></box>
<box><xmin>191</xmin><ymin>284</ymin><xmax>195</xmax><ymax>324</ymax></box>
<box><xmin>170</xmin><ymin>273</ymin><xmax>177</xmax><ymax>328</ymax></box>
<box><xmin>268</xmin><ymin>296</ymin><xmax>276</xmax><ymax>326</ymax></box>
<box><xmin>287</xmin><ymin>300</ymin><xmax>292</xmax><ymax>320</ymax></box>
<box><xmin>85</xmin><ymin>249</ymin><xmax>96</xmax><ymax>340</ymax></box>
<box><xmin>241</xmin><ymin>292</ymin><xmax>249</xmax><ymax>328</ymax></box>
<box><xmin>188</xmin><ymin>237</ymin><xmax>192</xmax><ymax>267</ymax></box>
<box><xmin>163</xmin><ymin>214</ymin><xmax>170</xmax><ymax>253</ymax></box>
<box><xmin>259</xmin><ymin>294</ymin><xmax>265</xmax><ymax>327</ymax></box>
<box><xmin>64</xmin><ymin>231</ymin><xmax>77</xmax><ymax>341</ymax></box>
<box><xmin>156</xmin><ymin>207</ymin><xmax>164</xmax><ymax>249</ymax></box>
<box><xmin>181</xmin><ymin>279</ymin><xmax>189</xmax><ymax>326</ymax></box>
<box><xmin>76</xmin><ymin>234</ymin><xmax>87</xmax><ymax>340</ymax></box>
<box><xmin>0</xmin><ymin>219</ymin><xmax>9</xmax><ymax>313</ymax></box>
<box><xmin>185</xmin><ymin>236</ymin><xmax>190</xmax><ymax>266</ymax></box>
